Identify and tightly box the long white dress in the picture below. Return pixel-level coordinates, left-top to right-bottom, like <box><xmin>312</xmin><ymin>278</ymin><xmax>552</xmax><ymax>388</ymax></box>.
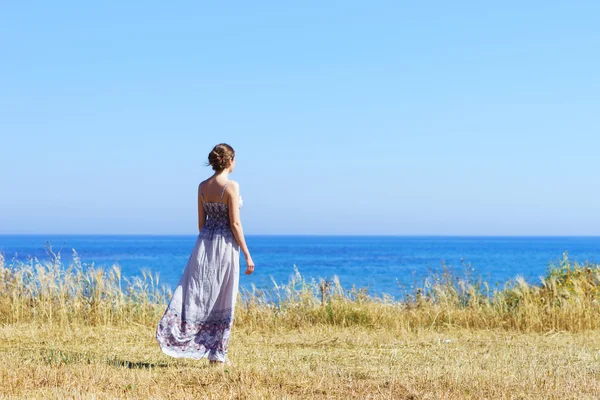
<box><xmin>155</xmin><ymin>182</ymin><xmax>241</xmax><ymax>362</ymax></box>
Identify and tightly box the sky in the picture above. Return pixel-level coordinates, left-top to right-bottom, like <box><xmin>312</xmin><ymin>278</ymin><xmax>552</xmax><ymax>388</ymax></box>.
<box><xmin>1</xmin><ymin>1</ymin><xmax>599</xmax><ymax>235</ymax></box>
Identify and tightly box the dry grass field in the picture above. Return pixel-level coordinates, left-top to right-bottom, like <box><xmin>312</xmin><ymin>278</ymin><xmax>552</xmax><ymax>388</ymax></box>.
<box><xmin>2</xmin><ymin>323</ymin><xmax>600</xmax><ymax>399</ymax></box>
<box><xmin>2</xmin><ymin>250</ymin><xmax>600</xmax><ymax>399</ymax></box>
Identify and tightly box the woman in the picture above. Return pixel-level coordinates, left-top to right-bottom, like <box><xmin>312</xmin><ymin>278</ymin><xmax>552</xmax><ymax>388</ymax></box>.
<box><xmin>155</xmin><ymin>143</ymin><xmax>254</xmax><ymax>365</ymax></box>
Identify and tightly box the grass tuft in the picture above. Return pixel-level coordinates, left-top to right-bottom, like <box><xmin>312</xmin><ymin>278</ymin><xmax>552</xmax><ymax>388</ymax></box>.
<box><xmin>2</xmin><ymin>249</ymin><xmax>600</xmax><ymax>332</ymax></box>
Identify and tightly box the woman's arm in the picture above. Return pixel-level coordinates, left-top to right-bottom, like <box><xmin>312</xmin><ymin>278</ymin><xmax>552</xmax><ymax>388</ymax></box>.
<box><xmin>197</xmin><ymin>184</ymin><xmax>206</xmax><ymax>233</ymax></box>
<box><xmin>227</xmin><ymin>181</ymin><xmax>254</xmax><ymax>274</ymax></box>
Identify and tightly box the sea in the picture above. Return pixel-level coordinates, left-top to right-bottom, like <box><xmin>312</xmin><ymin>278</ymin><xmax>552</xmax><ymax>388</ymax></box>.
<box><xmin>1</xmin><ymin>235</ymin><xmax>599</xmax><ymax>299</ymax></box>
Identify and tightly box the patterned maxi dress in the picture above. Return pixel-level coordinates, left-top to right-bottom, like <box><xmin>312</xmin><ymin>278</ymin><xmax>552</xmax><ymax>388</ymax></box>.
<box><xmin>156</xmin><ymin>182</ymin><xmax>241</xmax><ymax>362</ymax></box>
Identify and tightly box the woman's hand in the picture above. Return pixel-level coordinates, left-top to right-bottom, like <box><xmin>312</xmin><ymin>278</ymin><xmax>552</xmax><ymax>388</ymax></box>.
<box><xmin>244</xmin><ymin>254</ymin><xmax>255</xmax><ymax>275</ymax></box>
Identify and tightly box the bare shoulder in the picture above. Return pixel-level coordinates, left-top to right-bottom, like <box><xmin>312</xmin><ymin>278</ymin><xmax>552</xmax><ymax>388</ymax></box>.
<box><xmin>226</xmin><ymin>180</ymin><xmax>240</xmax><ymax>193</ymax></box>
<box><xmin>198</xmin><ymin>179</ymin><xmax>206</xmax><ymax>193</ymax></box>
<box><xmin>198</xmin><ymin>178</ymin><xmax>210</xmax><ymax>187</ymax></box>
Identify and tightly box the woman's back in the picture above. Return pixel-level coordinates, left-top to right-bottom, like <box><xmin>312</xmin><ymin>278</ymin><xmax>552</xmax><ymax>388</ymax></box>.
<box><xmin>199</xmin><ymin>177</ymin><xmax>230</xmax><ymax>203</ymax></box>
<box><xmin>199</xmin><ymin>179</ymin><xmax>232</xmax><ymax>239</ymax></box>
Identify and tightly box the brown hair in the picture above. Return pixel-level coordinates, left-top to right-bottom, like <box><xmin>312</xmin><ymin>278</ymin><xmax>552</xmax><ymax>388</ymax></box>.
<box><xmin>207</xmin><ymin>143</ymin><xmax>235</xmax><ymax>171</ymax></box>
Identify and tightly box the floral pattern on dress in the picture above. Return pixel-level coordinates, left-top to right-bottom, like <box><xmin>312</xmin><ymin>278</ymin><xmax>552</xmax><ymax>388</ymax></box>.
<box><xmin>156</xmin><ymin>307</ymin><xmax>233</xmax><ymax>361</ymax></box>
<box><xmin>198</xmin><ymin>196</ymin><xmax>242</xmax><ymax>241</ymax></box>
<box><xmin>200</xmin><ymin>202</ymin><xmax>233</xmax><ymax>240</ymax></box>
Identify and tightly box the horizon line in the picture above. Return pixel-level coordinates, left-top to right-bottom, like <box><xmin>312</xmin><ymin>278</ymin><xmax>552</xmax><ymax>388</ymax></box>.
<box><xmin>1</xmin><ymin>233</ymin><xmax>600</xmax><ymax>238</ymax></box>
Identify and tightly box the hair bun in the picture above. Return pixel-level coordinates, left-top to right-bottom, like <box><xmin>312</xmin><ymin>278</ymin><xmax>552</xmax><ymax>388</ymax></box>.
<box><xmin>207</xmin><ymin>143</ymin><xmax>235</xmax><ymax>171</ymax></box>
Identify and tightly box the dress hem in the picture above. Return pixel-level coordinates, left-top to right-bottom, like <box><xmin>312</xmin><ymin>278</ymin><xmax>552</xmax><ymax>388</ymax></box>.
<box><xmin>157</xmin><ymin>342</ymin><xmax>226</xmax><ymax>362</ymax></box>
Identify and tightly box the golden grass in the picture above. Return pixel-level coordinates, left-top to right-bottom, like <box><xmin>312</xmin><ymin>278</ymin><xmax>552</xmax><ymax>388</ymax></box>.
<box><xmin>2</xmin><ymin>323</ymin><xmax>600</xmax><ymax>399</ymax></box>
<box><xmin>3</xmin><ymin>249</ymin><xmax>600</xmax><ymax>333</ymax></box>
<box><xmin>2</xmin><ymin>248</ymin><xmax>600</xmax><ymax>398</ymax></box>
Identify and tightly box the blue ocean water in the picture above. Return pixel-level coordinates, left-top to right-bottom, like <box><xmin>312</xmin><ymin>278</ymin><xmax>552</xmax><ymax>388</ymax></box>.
<box><xmin>1</xmin><ymin>235</ymin><xmax>599</xmax><ymax>298</ymax></box>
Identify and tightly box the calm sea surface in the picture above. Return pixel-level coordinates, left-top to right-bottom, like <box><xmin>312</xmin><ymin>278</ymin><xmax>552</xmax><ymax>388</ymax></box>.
<box><xmin>1</xmin><ymin>235</ymin><xmax>600</xmax><ymax>298</ymax></box>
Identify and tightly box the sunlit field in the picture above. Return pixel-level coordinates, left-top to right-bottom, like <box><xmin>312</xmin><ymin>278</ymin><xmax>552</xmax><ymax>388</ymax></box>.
<box><xmin>2</xmin><ymin>250</ymin><xmax>600</xmax><ymax>399</ymax></box>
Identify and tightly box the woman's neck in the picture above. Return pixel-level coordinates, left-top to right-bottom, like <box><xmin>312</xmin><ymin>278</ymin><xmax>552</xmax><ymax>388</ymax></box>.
<box><xmin>213</xmin><ymin>170</ymin><xmax>229</xmax><ymax>180</ymax></box>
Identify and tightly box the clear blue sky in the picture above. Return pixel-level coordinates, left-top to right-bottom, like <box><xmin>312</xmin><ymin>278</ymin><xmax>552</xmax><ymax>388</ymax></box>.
<box><xmin>1</xmin><ymin>1</ymin><xmax>599</xmax><ymax>235</ymax></box>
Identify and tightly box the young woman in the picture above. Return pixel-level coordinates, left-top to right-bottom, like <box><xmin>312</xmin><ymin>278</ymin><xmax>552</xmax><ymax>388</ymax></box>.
<box><xmin>155</xmin><ymin>143</ymin><xmax>254</xmax><ymax>365</ymax></box>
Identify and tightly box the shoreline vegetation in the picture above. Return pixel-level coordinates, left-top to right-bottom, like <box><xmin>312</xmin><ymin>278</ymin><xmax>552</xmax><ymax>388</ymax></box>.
<box><xmin>3</xmin><ymin>247</ymin><xmax>600</xmax><ymax>398</ymax></box>
<box><xmin>1</xmin><ymin>247</ymin><xmax>600</xmax><ymax>332</ymax></box>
